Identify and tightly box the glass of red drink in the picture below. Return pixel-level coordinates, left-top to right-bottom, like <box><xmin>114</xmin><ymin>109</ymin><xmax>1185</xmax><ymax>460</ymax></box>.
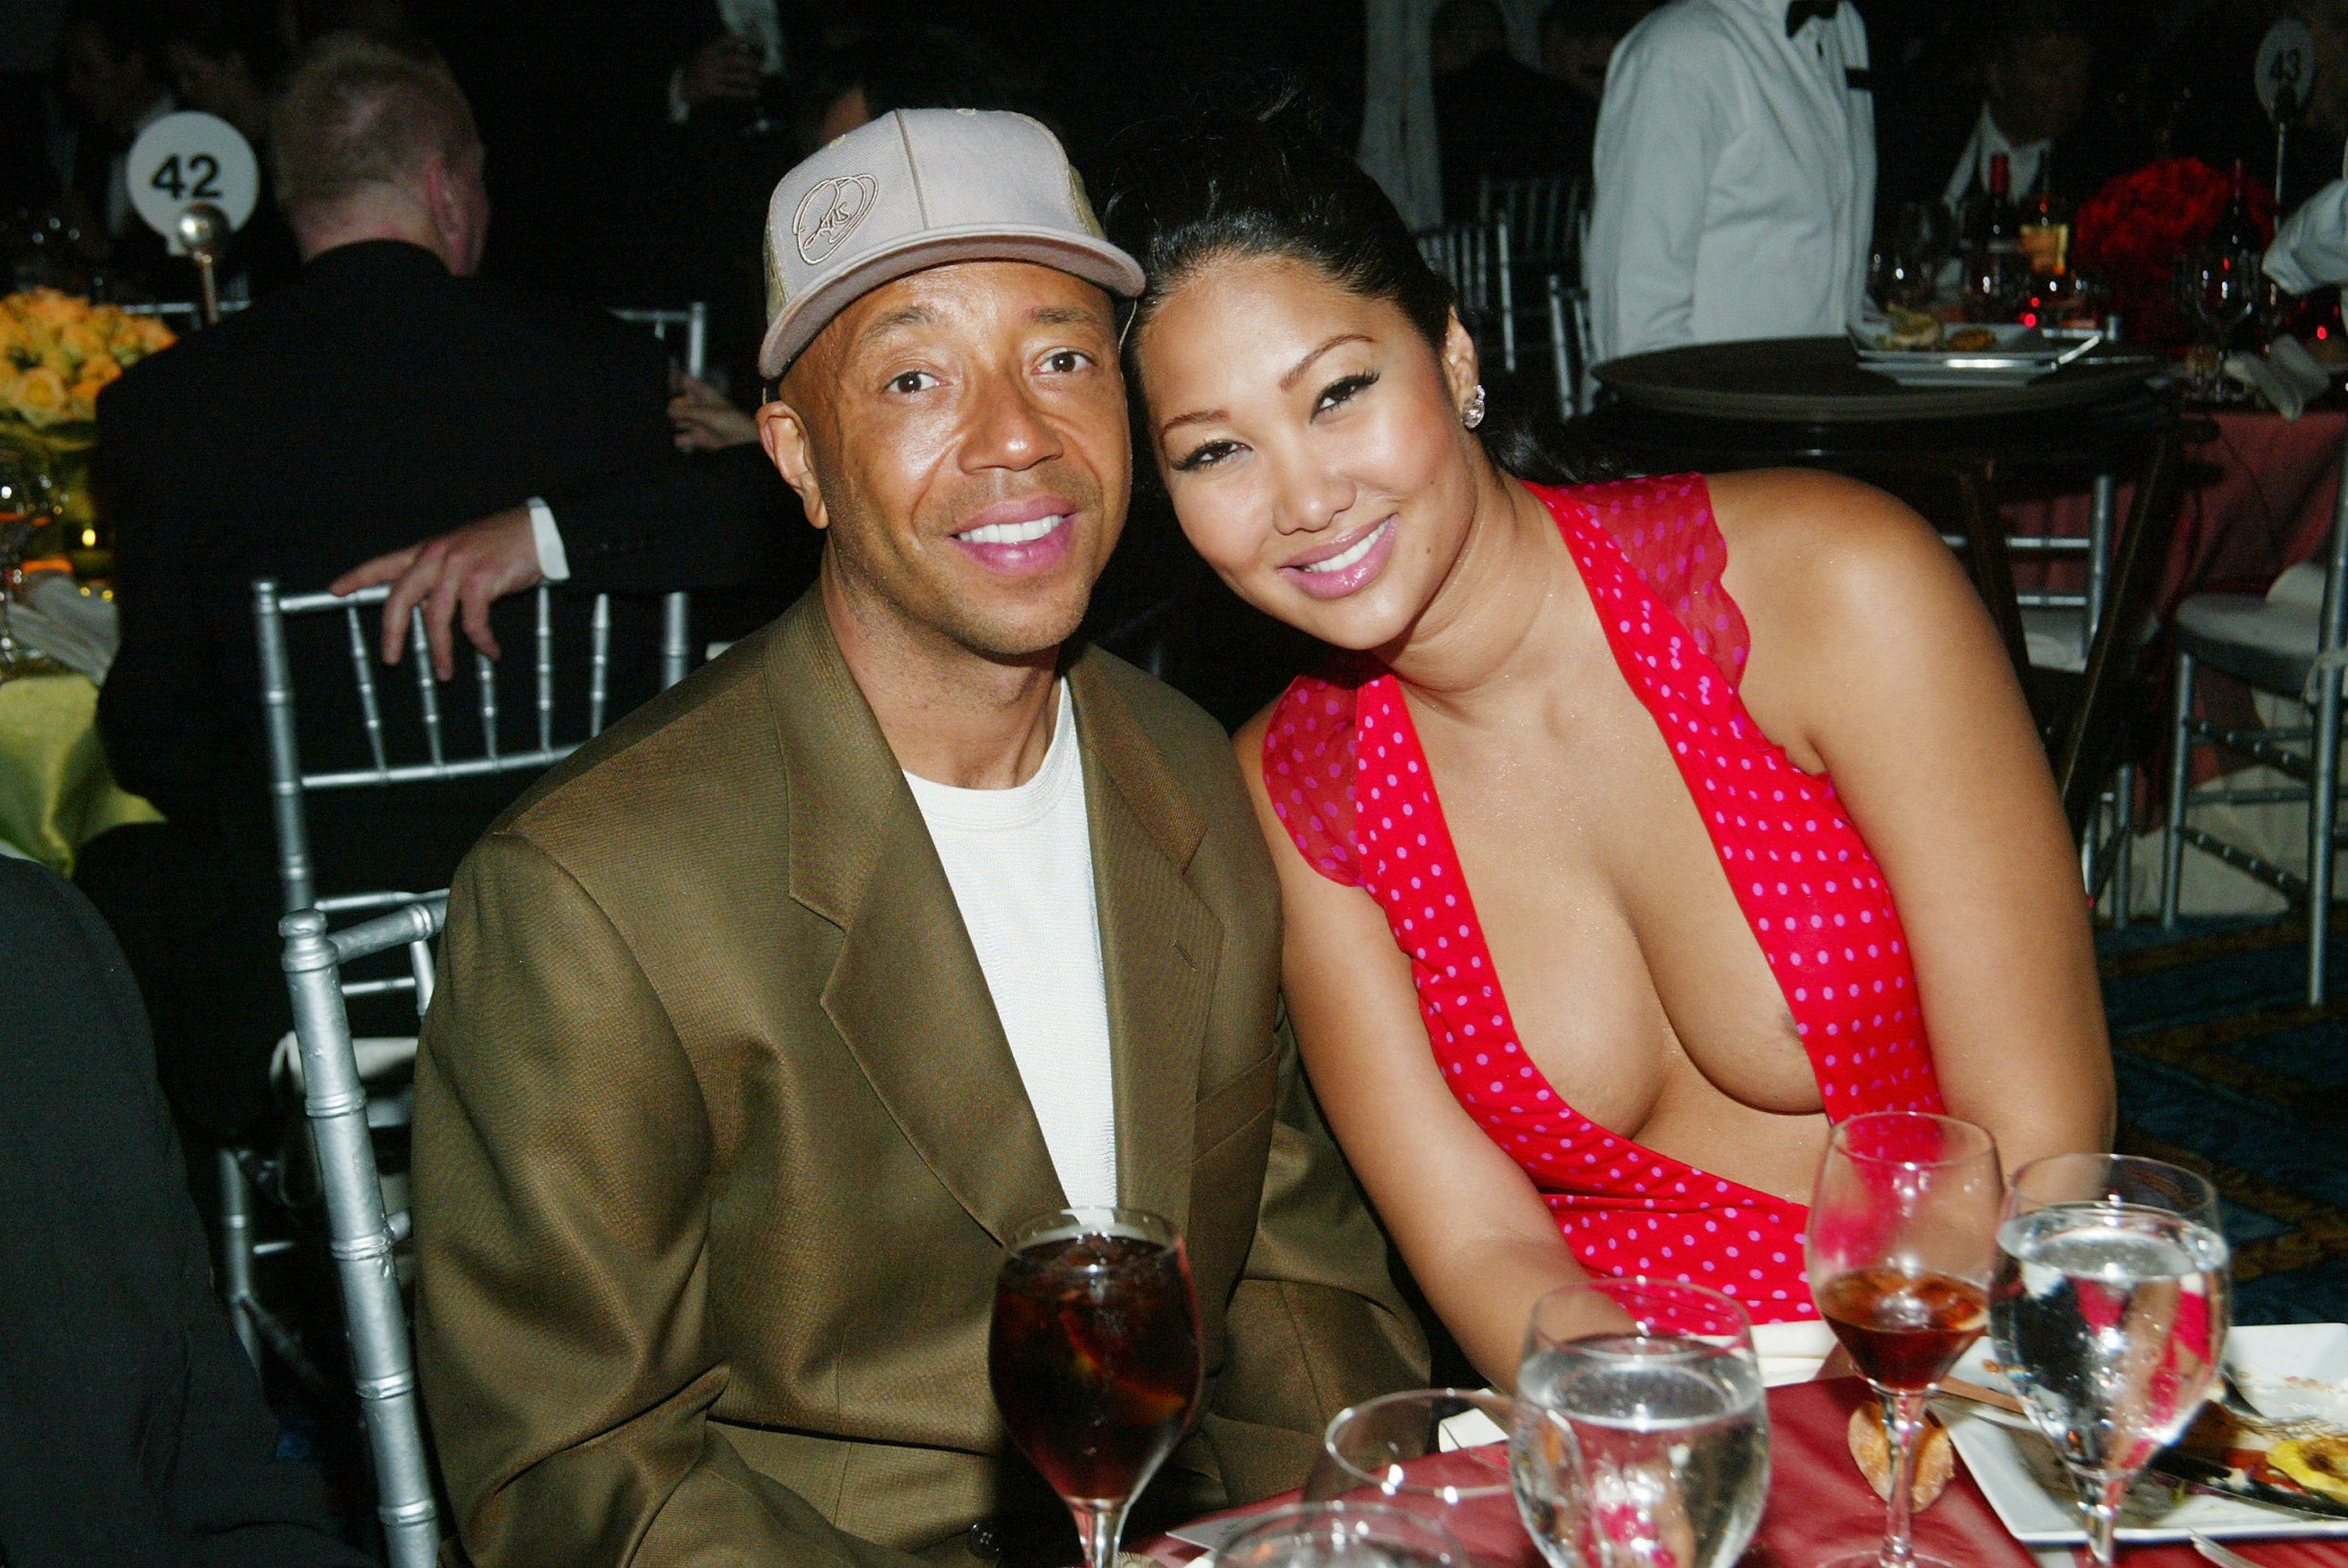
<box><xmin>1806</xmin><ymin>1111</ymin><xmax>2003</xmax><ymax>1568</ymax></box>
<box><xmin>989</xmin><ymin>1206</ymin><xmax>1203</xmax><ymax>1568</ymax></box>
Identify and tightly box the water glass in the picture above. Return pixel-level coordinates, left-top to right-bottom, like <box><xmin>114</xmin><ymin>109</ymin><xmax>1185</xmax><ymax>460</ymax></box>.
<box><xmin>1219</xmin><ymin>1501</ymin><xmax>1468</xmax><ymax>1568</ymax></box>
<box><xmin>1511</xmin><ymin>1278</ymin><xmax>1768</xmax><ymax>1568</ymax></box>
<box><xmin>1307</xmin><ymin>1388</ymin><xmax>1526</xmax><ymax>1566</ymax></box>
<box><xmin>1990</xmin><ymin>1155</ymin><xmax>2231</xmax><ymax>1568</ymax></box>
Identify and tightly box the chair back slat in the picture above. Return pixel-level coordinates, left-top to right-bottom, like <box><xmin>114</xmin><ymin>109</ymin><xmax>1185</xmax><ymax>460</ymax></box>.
<box><xmin>342</xmin><ymin>605</ymin><xmax>390</xmax><ymax>774</ymax></box>
<box><xmin>535</xmin><ymin>588</ymin><xmax>555</xmax><ymax>752</ymax></box>
<box><xmin>1419</xmin><ymin>218</ymin><xmax>1518</xmax><ymax>372</ymax></box>
<box><xmin>406</xmin><ymin>609</ymin><xmax>446</xmax><ymax>768</ymax></box>
<box><xmin>474</xmin><ymin>652</ymin><xmax>499</xmax><ymax>762</ymax></box>
<box><xmin>589</xmin><ymin>594</ymin><xmax>611</xmax><ymax>737</ymax></box>
<box><xmin>611</xmin><ymin>302</ymin><xmax>708</xmax><ymax>379</ymax></box>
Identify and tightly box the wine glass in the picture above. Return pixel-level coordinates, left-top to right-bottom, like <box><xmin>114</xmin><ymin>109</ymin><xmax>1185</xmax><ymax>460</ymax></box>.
<box><xmin>1219</xmin><ymin>1501</ymin><xmax>1469</xmax><ymax>1567</ymax></box>
<box><xmin>1511</xmin><ymin>1278</ymin><xmax>1769</xmax><ymax>1568</ymax></box>
<box><xmin>988</xmin><ymin>1206</ymin><xmax>1203</xmax><ymax>1568</ymax></box>
<box><xmin>1308</xmin><ymin>1388</ymin><xmax>1529</xmax><ymax>1566</ymax></box>
<box><xmin>1806</xmin><ymin>1111</ymin><xmax>2004</xmax><ymax>1568</ymax></box>
<box><xmin>1890</xmin><ymin>201</ymin><xmax>1953</xmax><ymax>310</ymax></box>
<box><xmin>1990</xmin><ymin>1155</ymin><xmax>2231</xmax><ymax>1568</ymax></box>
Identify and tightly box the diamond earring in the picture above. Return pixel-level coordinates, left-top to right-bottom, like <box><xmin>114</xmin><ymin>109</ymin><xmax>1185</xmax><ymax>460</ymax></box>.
<box><xmin>1462</xmin><ymin>383</ymin><xmax>1486</xmax><ymax>430</ymax></box>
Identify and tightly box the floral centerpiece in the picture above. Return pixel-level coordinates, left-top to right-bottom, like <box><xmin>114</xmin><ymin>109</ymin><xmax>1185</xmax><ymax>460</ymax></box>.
<box><xmin>2073</xmin><ymin>157</ymin><xmax>2274</xmax><ymax>354</ymax></box>
<box><xmin>0</xmin><ymin>289</ymin><xmax>176</xmax><ymax>545</ymax></box>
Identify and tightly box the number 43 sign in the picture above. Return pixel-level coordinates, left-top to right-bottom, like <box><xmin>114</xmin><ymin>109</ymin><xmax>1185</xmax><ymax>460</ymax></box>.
<box><xmin>127</xmin><ymin>111</ymin><xmax>260</xmax><ymax>253</ymax></box>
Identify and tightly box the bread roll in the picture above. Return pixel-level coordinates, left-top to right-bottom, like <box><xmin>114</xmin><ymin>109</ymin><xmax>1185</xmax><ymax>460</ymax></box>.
<box><xmin>1848</xmin><ymin>1404</ymin><xmax>1954</xmax><ymax>1509</ymax></box>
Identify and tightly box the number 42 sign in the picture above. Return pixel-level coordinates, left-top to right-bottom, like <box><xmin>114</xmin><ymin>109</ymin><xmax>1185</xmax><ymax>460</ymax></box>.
<box><xmin>127</xmin><ymin>111</ymin><xmax>260</xmax><ymax>252</ymax></box>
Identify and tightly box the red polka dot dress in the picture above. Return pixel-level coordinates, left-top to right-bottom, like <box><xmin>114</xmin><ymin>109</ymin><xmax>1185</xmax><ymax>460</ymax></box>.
<box><xmin>1262</xmin><ymin>475</ymin><xmax>1944</xmax><ymax>1323</ymax></box>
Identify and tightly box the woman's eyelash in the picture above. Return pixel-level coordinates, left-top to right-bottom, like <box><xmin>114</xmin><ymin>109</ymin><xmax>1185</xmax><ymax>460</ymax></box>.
<box><xmin>1173</xmin><ymin>439</ymin><xmax>1239</xmax><ymax>473</ymax></box>
<box><xmin>1317</xmin><ymin>372</ymin><xmax>1378</xmax><ymax>411</ymax></box>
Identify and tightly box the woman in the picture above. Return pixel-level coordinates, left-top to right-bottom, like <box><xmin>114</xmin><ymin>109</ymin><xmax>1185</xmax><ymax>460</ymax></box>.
<box><xmin>1102</xmin><ymin>106</ymin><xmax>2113</xmax><ymax>1386</ymax></box>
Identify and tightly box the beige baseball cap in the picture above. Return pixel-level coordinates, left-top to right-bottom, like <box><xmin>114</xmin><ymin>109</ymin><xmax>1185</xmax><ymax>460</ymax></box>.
<box><xmin>758</xmin><ymin>108</ymin><xmax>1145</xmax><ymax>381</ymax></box>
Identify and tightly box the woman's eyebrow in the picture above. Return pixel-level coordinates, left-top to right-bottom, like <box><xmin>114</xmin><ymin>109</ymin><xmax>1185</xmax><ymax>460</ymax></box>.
<box><xmin>1280</xmin><ymin>333</ymin><xmax>1372</xmax><ymax>390</ymax></box>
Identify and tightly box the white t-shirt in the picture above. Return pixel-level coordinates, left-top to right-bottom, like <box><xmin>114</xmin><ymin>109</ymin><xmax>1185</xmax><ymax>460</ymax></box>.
<box><xmin>903</xmin><ymin>686</ymin><xmax>1118</xmax><ymax>1210</ymax></box>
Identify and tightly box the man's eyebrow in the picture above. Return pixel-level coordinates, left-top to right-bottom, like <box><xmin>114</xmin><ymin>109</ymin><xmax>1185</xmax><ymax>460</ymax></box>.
<box><xmin>855</xmin><ymin>304</ymin><xmax>935</xmax><ymax>348</ymax></box>
<box><xmin>1280</xmin><ymin>333</ymin><xmax>1371</xmax><ymax>390</ymax></box>
<box><xmin>1031</xmin><ymin>303</ymin><xmax>1112</xmax><ymax>329</ymax></box>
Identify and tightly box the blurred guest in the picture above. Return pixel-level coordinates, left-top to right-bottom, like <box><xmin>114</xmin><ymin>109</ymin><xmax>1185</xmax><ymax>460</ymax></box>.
<box><xmin>57</xmin><ymin>0</ymin><xmax>175</xmax><ymax>268</ymax></box>
<box><xmin>159</xmin><ymin>0</ymin><xmax>301</xmax><ymax>295</ymax></box>
<box><xmin>1877</xmin><ymin>1</ymin><xmax>2100</xmax><ymax>218</ymax></box>
<box><xmin>1586</xmin><ymin>0</ymin><xmax>1874</xmax><ymax>361</ymax></box>
<box><xmin>0</xmin><ymin>855</ymin><xmax>365</xmax><ymax>1568</ymax></box>
<box><xmin>1431</xmin><ymin>0</ymin><xmax>1596</xmax><ymax>218</ymax></box>
<box><xmin>801</xmin><ymin>22</ymin><xmax>1040</xmax><ymax>146</ymax></box>
<box><xmin>1540</xmin><ymin>0</ymin><xmax>1658</xmax><ymax>106</ymax></box>
<box><xmin>414</xmin><ymin>108</ymin><xmax>1424</xmax><ymax>1567</ymax></box>
<box><xmin>2156</xmin><ymin>0</ymin><xmax>2346</xmax><ymax>210</ymax></box>
<box><xmin>82</xmin><ymin>31</ymin><xmax>746</xmax><ymax>1144</ymax></box>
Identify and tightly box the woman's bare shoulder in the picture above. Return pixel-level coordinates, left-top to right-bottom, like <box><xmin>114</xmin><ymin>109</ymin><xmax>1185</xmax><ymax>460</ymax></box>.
<box><xmin>1705</xmin><ymin>467</ymin><xmax>1975</xmax><ymax>635</ymax></box>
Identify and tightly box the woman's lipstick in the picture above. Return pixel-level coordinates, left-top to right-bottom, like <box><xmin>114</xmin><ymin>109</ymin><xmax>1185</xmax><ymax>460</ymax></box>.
<box><xmin>1279</xmin><ymin>516</ymin><xmax>1396</xmax><ymax>600</ymax></box>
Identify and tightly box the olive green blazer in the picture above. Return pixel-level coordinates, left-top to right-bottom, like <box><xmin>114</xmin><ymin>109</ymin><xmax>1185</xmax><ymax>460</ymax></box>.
<box><xmin>412</xmin><ymin>591</ymin><xmax>1427</xmax><ymax>1567</ymax></box>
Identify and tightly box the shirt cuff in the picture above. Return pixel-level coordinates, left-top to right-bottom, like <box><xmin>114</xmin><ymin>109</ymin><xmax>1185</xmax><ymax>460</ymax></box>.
<box><xmin>527</xmin><ymin>496</ymin><xmax>571</xmax><ymax>583</ymax></box>
<box><xmin>668</xmin><ymin>67</ymin><xmax>690</xmax><ymax>124</ymax></box>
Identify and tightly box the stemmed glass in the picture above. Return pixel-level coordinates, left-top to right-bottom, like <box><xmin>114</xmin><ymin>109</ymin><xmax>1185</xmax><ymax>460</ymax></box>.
<box><xmin>988</xmin><ymin>1207</ymin><xmax>1203</xmax><ymax>1568</ymax></box>
<box><xmin>1989</xmin><ymin>1155</ymin><xmax>2231</xmax><ymax>1568</ymax></box>
<box><xmin>1806</xmin><ymin>1112</ymin><xmax>2004</xmax><ymax>1568</ymax></box>
<box><xmin>1308</xmin><ymin>1388</ymin><xmax>1529</xmax><ymax>1566</ymax></box>
<box><xmin>1511</xmin><ymin>1278</ymin><xmax>1770</xmax><ymax>1568</ymax></box>
<box><xmin>1219</xmin><ymin>1501</ymin><xmax>1469</xmax><ymax>1567</ymax></box>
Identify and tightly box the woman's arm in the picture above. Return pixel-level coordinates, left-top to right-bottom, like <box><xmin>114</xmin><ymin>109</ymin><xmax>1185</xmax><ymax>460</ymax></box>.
<box><xmin>1716</xmin><ymin>469</ymin><xmax>2115</xmax><ymax>1176</ymax></box>
<box><xmin>1233</xmin><ymin>714</ymin><xmax>1593</xmax><ymax>1389</ymax></box>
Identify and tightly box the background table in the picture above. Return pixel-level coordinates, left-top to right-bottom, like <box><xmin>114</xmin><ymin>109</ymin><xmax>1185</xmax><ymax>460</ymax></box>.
<box><xmin>0</xmin><ymin>671</ymin><xmax>158</xmax><ymax>872</ymax></box>
<box><xmin>1138</xmin><ymin>1378</ymin><xmax>2348</xmax><ymax>1568</ymax></box>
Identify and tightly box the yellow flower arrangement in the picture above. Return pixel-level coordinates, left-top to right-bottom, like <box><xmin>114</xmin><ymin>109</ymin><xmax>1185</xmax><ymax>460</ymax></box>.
<box><xmin>0</xmin><ymin>289</ymin><xmax>175</xmax><ymax>429</ymax></box>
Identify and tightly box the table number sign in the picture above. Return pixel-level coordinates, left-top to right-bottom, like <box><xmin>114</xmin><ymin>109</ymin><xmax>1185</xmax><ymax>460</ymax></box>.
<box><xmin>126</xmin><ymin>112</ymin><xmax>260</xmax><ymax>254</ymax></box>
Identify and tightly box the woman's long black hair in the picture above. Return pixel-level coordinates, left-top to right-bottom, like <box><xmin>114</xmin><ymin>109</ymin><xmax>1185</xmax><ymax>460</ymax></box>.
<box><xmin>1099</xmin><ymin>81</ymin><xmax>1619</xmax><ymax>488</ymax></box>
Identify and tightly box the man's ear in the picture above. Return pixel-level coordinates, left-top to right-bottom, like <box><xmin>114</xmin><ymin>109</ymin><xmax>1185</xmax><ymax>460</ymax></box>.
<box><xmin>758</xmin><ymin>400</ymin><xmax>830</xmax><ymax>531</ymax></box>
<box><xmin>1440</xmin><ymin>310</ymin><xmax>1482</xmax><ymax>414</ymax></box>
<box><xmin>420</xmin><ymin>157</ymin><xmax>463</xmax><ymax>254</ymax></box>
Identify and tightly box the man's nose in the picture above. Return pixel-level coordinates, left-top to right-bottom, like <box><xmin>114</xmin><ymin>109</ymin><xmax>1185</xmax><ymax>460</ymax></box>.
<box><xmin>961</xmin><ymin>369</ymin><xmax>1061</xmax><ymax>473</ymax></box>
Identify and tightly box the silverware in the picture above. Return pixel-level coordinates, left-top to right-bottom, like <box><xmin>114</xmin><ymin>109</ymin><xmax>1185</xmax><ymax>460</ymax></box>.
<box><xmin>2191</xmin><ymin>1530</ymin><xmax>2265</xmax><ymax>1568</ymax></box>
<box><xmin>2047</xmin><ymin>333</ymin><xmax>2104</xmax><ymax>369</ymax></box>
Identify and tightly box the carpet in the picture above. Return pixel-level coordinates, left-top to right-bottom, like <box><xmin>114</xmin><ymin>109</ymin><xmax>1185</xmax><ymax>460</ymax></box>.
<box><xmin>2101</xmin><ymin>916</ymin><xmax>2348</xmax><ymax>1325</ymax></box>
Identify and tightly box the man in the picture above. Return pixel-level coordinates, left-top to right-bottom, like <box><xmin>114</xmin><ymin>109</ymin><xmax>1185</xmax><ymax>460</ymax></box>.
<box><xmin>1874</xmin><ymin>1</ymin><xmax>2098</xmax><ymax>221</ymax></box>
<box><xmin>0</xmin><ymin>853</ymin><xmax>366</xmax><ymax>1567</ymax></box>
<box><xmin>414</xmin><ymin>109</ymin><xmax>1426</xmax><ymax>1566</ymax></box>
<box><xmin>1585</xmin><ymin>0</ymin><xmax>1875</xmax><ymax>362</ymax></box>
<box><xmin>85</xmin><ymin>31</ymin><xmax>779</xmax><ymax>1141</ymax></box>
<box><xmin>1430</xmin><ymin>0</ymin><xmax>1595</xmax><ymax>220</ymax></box>
<box><xmin>57</xmin><ymin>0</ymin><xmax>176</xmax><ymax>274</ymax></box>
<box><xmin>1540</xmin><ymin>0</ymin><xmax>1657</xmax><ymax>106</ymax></box>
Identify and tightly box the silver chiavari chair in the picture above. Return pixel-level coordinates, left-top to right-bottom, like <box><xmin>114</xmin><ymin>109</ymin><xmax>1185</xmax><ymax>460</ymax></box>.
<box><xmin>279</xmin><ymin>896</ymin><xmax>446</xmax><ymax>1568</ymax></box>
<box><xmin>612</xmin><ymin>300</ymin><xmax>709</xmax><ymax>380</ymax></box>
<box><xmin>1545</xmin><ymin>272</ymin><xmax>1597</xmax><ymax>420</ymax></box>
<box><xmin>1418</xmin><ymin>216</ymin><xmax>1517</xmax><ymax>374</ymax></box>
<box><xmin>1478</xmin><ymin>173</ymin><xmax>1576</xmax><ymax>273</ymax></box>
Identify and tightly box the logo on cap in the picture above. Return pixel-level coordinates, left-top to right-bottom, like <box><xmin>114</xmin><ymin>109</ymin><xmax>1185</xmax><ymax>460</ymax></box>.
<box><xmin>794</xmin><ymin>174</ymin><xmax>878</xmax><ymax>264</ymax></box>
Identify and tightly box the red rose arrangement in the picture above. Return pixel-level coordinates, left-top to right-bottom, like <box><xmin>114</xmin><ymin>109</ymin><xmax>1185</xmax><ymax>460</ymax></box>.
<box><xmin>2074</xmin><ymin>156</ymin><xmax>2273</xmax><ymax>351</ymax></box>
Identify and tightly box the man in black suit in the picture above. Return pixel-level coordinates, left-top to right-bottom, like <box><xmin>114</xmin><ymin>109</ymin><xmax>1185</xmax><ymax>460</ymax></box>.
<box><xmin>81</xmin><ymin>31</ymin><xmax>777</xmax><ymax>1142</ymax></box>
<box><xmin>0</xmin><ymin>852</ymin><xmax>365</xmax><ymax>1567</ymax></box>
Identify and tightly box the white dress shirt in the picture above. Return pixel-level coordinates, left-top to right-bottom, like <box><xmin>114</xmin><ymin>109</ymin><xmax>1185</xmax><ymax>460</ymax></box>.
<box><xmin>1942</xmin><ymin>103</ymin><xmax>2047</xmax><ymax>215</ymax></box>
<box><xmin>1586</xmin><ymin>0</ymin><xmax>1874</xmax><ymax>364</ymax></box>
<box><xmin>903</xmin><ymin>689</ymin><xmax>1121</xmax><ymax>1210</ymax></box>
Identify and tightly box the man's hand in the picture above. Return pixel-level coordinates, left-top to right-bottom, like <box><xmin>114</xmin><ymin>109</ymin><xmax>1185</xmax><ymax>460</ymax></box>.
<box><xmin>676</xmin><ymin>33</ymin><xmax>762</xmax><ymax>110</ymax></box>
<box><xmin>329</xmin><ymin>506</ymin><xmax>544</xmax><ymax>680</ymax></box>
<box><xmin>668</xmin><ymin>371</ymin><xmax>759</xmax><ymax>451</ymax></box>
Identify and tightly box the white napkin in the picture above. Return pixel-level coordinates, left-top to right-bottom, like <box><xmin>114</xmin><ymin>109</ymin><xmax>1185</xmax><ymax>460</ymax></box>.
<box><xmin>7</xmin><ymin>574</ymin><xmax>117</xmax><ymax>682</ymax></box>
<box><xmin>2224</xmin><ymin>336</ymin><xmax>2333</xmax><ymax>419</ymax></box>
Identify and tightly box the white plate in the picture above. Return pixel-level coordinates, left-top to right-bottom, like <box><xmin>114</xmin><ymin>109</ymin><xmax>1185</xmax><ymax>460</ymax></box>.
<box><xmin>1941</xmin><ymin>1323</ymin><xmax>2348</xmax><ymax>1545</ymax></box>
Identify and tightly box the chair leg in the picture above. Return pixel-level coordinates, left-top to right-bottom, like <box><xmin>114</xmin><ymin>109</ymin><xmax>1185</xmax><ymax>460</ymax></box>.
<box><xmin>2112</xmin><ymin>762</ymin><xmax>2136</xmax><ymax>930</ymax></box>
<box><xmin>217</xmin><ymin>1145</ymin><xmax>263</xmax><ymax>1371</ymax></box>
<box><xmin>2161</xmin><ymin>652</ymin><xmax>2197</xmax><ymax>928</ymax></box>
<box><xmin>2310</xmin><ymin>665</ymin><xmax>2344</xmax><ymax>1007</ymax></box>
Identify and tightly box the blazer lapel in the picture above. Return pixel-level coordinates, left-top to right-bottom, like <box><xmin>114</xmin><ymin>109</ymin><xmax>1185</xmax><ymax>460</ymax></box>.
<box><xmin>1070</xmin><ymin>653</ymin><xmax>1222</xmax><ymax>1233</ymax></box>
<box><xmin>768</xmin><ymin>596</ymin><xmax>1064</xmax><ymax>1244</ymax></box>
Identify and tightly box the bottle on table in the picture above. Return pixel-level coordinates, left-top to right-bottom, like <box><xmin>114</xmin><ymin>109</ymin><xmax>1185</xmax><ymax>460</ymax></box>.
<box><xmin>1963</xmin><ymin>152</ymin><xmax>2027</xmax><ymax>322</ymax></box>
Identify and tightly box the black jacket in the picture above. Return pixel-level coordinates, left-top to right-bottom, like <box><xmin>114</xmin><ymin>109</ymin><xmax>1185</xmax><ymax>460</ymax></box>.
<box><xmin>95</xmin><ymin>237</ymin><xmax>772</xmax><ymax>888</ymax></box>
<box><xmin>0</xmin><ymin>856</ymin><xmax>366</xmax><ymax>1567</ymax></box>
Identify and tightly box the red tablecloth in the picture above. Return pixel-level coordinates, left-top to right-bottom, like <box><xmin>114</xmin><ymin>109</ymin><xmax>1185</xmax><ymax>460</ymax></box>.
<box><xmin>1139</xmin><ymin>1379</ymin><xmax>2348</xmax><ymax>1568</ymax></box>
<box><xmin>2005</xmin><ymin>408</ymin><xmax>2343</xmax><ymax>614</ymax></box>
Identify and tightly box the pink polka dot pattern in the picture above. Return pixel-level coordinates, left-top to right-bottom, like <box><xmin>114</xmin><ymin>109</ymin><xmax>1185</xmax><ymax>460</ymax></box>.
<box><xmin>1260</xmin><ymin>475</ymin><xmax>1946</xmax><ymax>1325</ymax></box>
